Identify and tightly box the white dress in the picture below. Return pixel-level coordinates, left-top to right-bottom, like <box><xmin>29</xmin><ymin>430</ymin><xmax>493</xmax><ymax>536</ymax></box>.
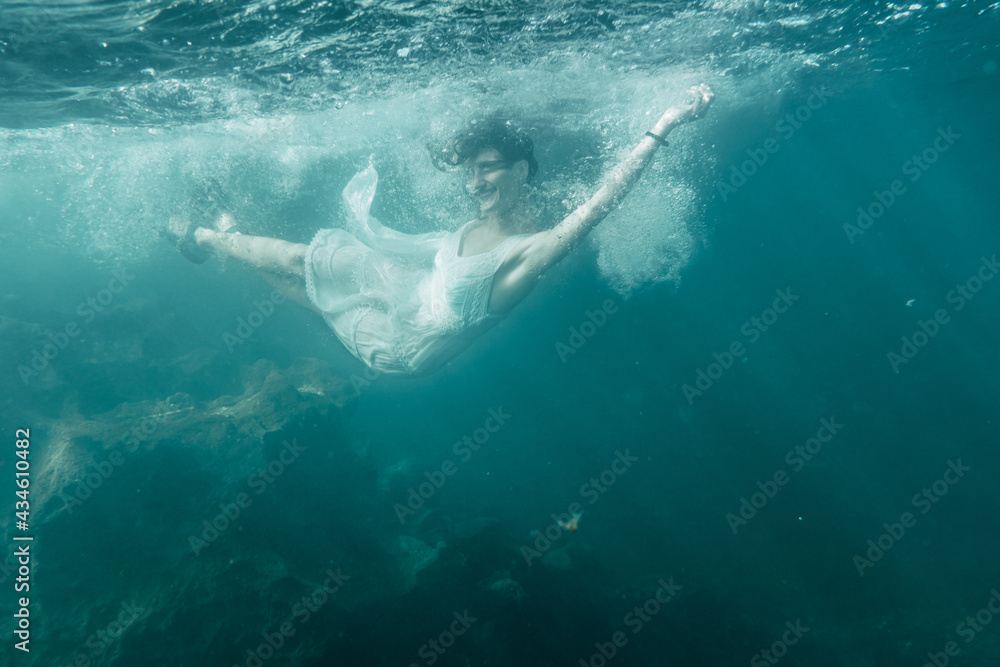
<box><xmin>304</xmin><ymin>167</ymin><xmax>530</xmax><ymax>375</ymax></box>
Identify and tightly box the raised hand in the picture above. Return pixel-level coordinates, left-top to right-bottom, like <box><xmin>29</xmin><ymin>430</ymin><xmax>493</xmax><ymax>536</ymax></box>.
<box><xmin>670</xmin><ymin>83</ymin><xmax>715</xmax><ymax>125</ymax></box>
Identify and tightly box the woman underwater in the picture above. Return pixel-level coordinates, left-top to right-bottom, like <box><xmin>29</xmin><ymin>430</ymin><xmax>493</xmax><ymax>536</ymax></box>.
<box><xmin>168</xmin><ymin>84</ymin><xmax>714</xmax><ymax>375</ymax></box>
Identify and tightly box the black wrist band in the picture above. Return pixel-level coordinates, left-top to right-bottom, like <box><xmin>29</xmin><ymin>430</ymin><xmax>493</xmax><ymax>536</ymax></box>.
<box><xmin>646</xmin><ymin>131</ymin><xmax>669</xmax><ymax>146</ymax></box>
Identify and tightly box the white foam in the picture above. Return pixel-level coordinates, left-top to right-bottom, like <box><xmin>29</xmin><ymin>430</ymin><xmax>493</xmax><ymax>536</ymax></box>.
<box><xmin>0</xmin><ymin>52</ymin><xmax>799</xmax><ymax>296</ymax></box>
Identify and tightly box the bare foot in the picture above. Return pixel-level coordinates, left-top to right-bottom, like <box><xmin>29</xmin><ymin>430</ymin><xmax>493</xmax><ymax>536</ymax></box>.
<box><xmin>194</xmin><ymin>213</ymin><xmax>241</xmax><ymax>250</ymax></box>
<box><xmin>193</xmin><ymin>227</ymin><xmax>219</xmax><ymax>249</ymax></box>
<box><xmin>214</xmin><ymin>212</ymin><xmax>236</xmax><ymax>234</ymax></box>
<box><xmin>162</xmin><ymin>217</ymin><xmax>212</xmax><ymax>264</ymax></box>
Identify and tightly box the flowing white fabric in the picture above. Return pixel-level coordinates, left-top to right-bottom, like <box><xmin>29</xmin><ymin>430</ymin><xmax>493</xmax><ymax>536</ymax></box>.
<box><xmin>304</xmin><ymin>166</ymin><xmax>530</xmax><ymax>375</ymax></box>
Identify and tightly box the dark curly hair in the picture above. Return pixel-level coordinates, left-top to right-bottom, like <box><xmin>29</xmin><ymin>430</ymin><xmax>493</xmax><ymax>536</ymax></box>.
<box><xmin>437</xmin><ymin>118</ymin><xmax>539</xmax><ymax>181</ymax></box>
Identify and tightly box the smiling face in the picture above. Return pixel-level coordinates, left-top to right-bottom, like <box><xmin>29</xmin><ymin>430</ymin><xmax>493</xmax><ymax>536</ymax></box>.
<box><xmin>466</xmin><ymin>148</ymin><xmax>529</xmax><ymax>217</ymax></box>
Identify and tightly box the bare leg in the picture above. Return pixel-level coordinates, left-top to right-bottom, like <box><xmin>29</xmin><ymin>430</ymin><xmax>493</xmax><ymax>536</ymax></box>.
<box><xmin>191</xmin><ymin>216</ymin><xmax>319</xmax><ymax>312</ymax></box>
<box><xmin>255</xmin><ymin>269</ymin><xmax>320</xmax><ymax>314</ymax></box>
<box><xmin>194</xmin><ymin>228</ymin><xmax>306</xmax><ymax>277</ymax></box>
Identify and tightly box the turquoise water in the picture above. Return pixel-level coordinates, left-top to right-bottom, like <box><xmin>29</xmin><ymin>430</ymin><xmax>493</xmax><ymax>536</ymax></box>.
<box><xmin>2</xmin><ymin>1</ymin><xmax>999</xmax><ymax>665</ymax></box>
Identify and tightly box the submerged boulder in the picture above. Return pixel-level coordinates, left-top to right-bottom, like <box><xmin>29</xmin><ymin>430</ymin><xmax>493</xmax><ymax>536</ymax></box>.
<box><xmin>391</xmin><ymin>535</ymin><xmax>447</xmax><ymax>590</ymax></box>
<box><xmin>481</xmin><ymin>569</ymin><xmax>529</xmax><ymax>605</ymax></box>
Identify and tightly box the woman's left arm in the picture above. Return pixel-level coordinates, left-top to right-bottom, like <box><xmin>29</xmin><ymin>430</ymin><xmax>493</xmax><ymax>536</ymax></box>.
<box><xmin>491</xmin><ymin>84</ymin><xmax>714</xmax><ymax>313</ymax></box>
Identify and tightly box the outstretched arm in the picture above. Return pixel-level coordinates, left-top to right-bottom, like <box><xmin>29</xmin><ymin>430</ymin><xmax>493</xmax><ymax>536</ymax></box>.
<box><xmin>490</xmin><ymin>84</ymin><xmax>714</xmax><ymax>313</ymax></box>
